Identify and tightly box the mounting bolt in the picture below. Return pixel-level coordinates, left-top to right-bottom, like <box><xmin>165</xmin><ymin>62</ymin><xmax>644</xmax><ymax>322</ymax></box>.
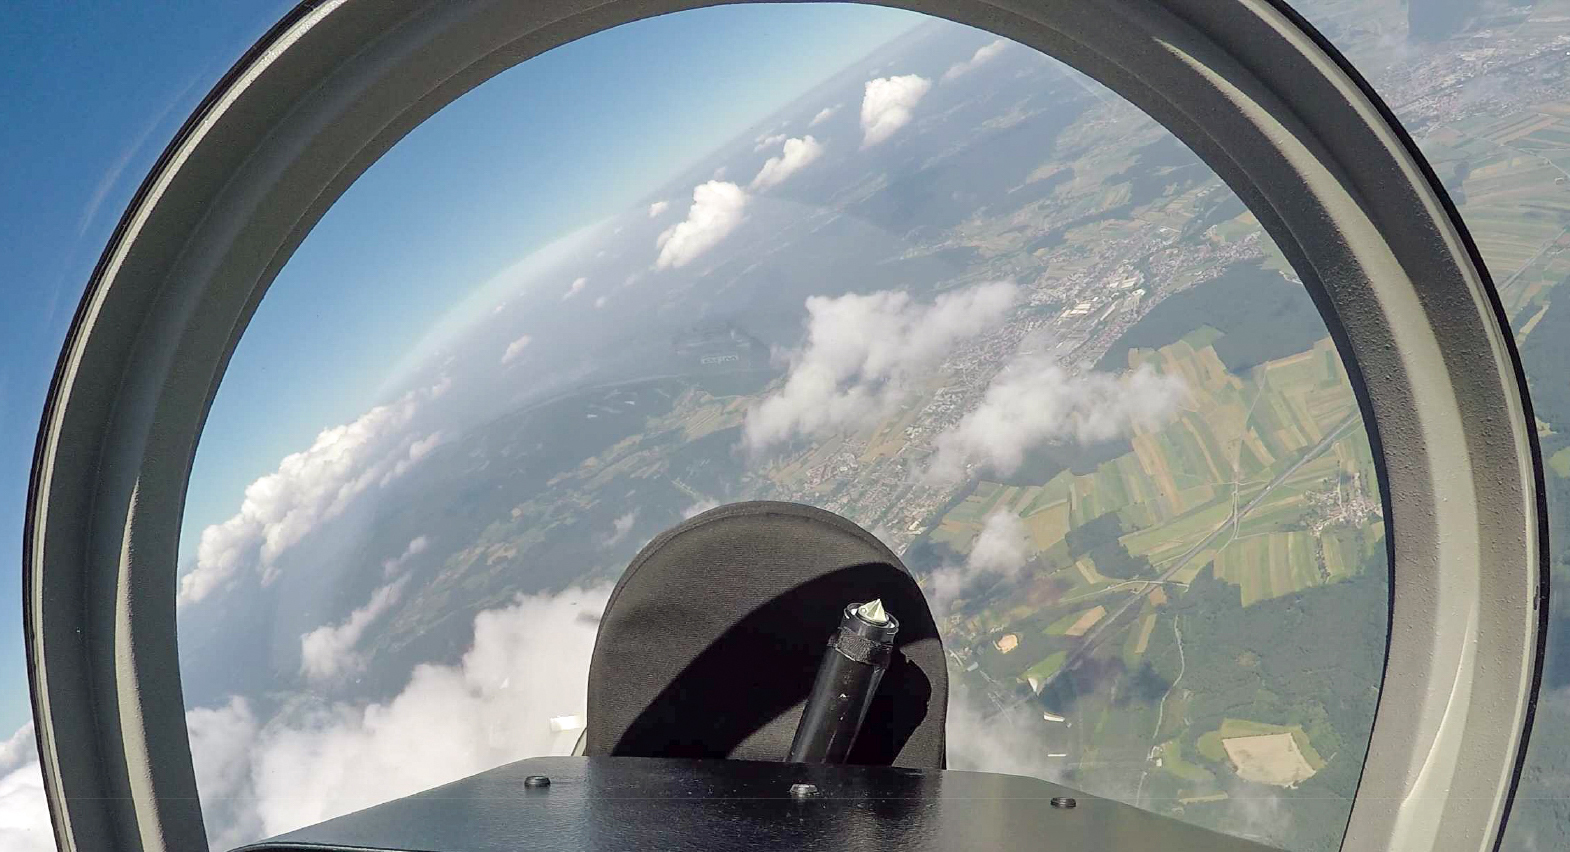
<box><xmin>524</xmin><ymin>775</ymin><xmax>551</xmax><ymax>789</ymax></box>
<box><xmin>1050</xmin><ymin>796</ymin><xmax>1077</xmax><ymax>809</ymax></box>
<box><xmin>789</xmin><ymin>783</ymin><xmax>822</xmax><ymax>798</ymax></box>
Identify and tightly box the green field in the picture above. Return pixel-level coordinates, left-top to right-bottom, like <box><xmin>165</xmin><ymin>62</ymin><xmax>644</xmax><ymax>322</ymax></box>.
<box><xmin>1159</xmin><ymin>737</ymin><xmax>1217</xmax><ymax>783</ymax></box>
<box><xmin>1022</xmin><ymin>650</ymin><xmax>1069</xmax><ymax>682</ymax></box>
<box><xmin>1213</xmin><ymin>532</ymin><xmax>1320</xmax><ymax>606</ymax></box>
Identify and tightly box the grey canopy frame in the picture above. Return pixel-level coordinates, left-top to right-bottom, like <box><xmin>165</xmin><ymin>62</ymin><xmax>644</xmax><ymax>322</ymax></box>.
<box><xmin>23</xmin><ymin>1</ymin><xmax>1546</xmax><ymax>852</ymax></box>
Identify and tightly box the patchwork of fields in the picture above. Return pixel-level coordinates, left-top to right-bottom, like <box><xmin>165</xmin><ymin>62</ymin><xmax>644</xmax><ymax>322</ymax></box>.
<box><xmin>933</xmin><ymin>332</ymin><xmax>1381</xmax><ymax>619</ymax></box>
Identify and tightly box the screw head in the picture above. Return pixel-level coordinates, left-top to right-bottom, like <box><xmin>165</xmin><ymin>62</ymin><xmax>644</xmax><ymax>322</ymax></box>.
<box><xmin>1050</xmin><ymin>796</ymin><xmax>1077</xmax><ymax>809</ymax></box>
<box><xmin>524</xmin><ymin>775</ymin><xmax>551</xmax><ymax>789</ymax></box>
<box><xmin>789</xmin><ymin>783</ymin><xmax>821</xmax><ymax>798</ymax></box>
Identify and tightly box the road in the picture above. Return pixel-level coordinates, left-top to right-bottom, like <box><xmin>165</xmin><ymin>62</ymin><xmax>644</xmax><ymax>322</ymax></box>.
<box><xmin>988</xmin><ymin>411</ymin><xmax>1360</xmax><ymax>718</ymax></box>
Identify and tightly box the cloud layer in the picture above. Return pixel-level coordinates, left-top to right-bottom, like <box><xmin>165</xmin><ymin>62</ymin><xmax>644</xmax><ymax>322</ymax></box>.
<box><xmin>942</xmin><ymin>39</ymin><xmax>1008</xmax><ymax>82</ymax></box>
<box><xmin>750</xmin><ymin>136</ymin><xmax>824</xmax><ymax>191</ymax></box>
<box><xmin>192</xmin><ymin>585</ymin><xmax>611</xmax><ymax>847</ymax></box>
<box><xmin>744</xmin><ymin>281</ymin><xmax>1017</xmax><ymax>451</ymax></box>
<box><xmin>180</xmin><ymin>379</ymin><xmax>451</xmax><ymax>605</ymax></box>
<box><xmin>926</xmin><ymin>359</ymin><xmax>1186</xmax><ymax>482</ymax></box>
<box><xmin>860</xmin><ymin>75</ymin><xmax>932</xmax><ymax>148</ymax></box>
<box><xmin>655</xmin><ymin>181</ymin><xmax>748</xmax><ymax>270</ymax></box>
<box><xmin>0</xmin><ymin>724</ymin><xmax>50</xmax><ymax>852</ymax></box>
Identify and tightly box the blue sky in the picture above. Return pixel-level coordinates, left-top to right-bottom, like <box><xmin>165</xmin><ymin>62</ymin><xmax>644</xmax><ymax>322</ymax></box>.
<box><xmin>0</xmin><ymin>2</ymin><xmax>922</xmax><ymax>739</ymax></box>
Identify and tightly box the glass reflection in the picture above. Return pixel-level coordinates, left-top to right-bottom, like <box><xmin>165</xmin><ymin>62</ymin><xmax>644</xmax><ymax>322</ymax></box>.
<box><xmin>177</xmin><ymin>6</ymin><xmax>1388</xmax><ymax>852</ymax></box>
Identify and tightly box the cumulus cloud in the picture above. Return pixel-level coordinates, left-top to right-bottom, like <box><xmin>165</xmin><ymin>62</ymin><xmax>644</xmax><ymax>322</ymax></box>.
<box><xmin>926</xmin><ymin>358</ymin><xmax>1186</xmax><ymax>483</ymax></box>
<box><xmin>382</xmin><ymin>431</ymin><xmax>445</xmax><ymax>486</ymax></box>
<box><xmin>602</xmin><ymin>510</ymin><xmax>639</xmax><ymax>548</ymax></box>
<box><xmin>500</xmin><ymin>334</ymin><xmax>532</xmax><ymax>365</ymax></box>
<box><xmin>809</xmin><ymin>104</ymin><xmax>840</xmax><ymax>127</ymax></box>
<box><xmin>860</xmin><ymin>75</ymin><xmax>932</xmax><ymax>148</ymax></box>
<box><xmin>923</xmin><ymin>511</ymin><xmax>1030</xmax><ymax>613</ymax></box>
<box><xmin>0</xmin><ymin>724</ymin><xmax>50</xmax><ymax>852</ymax></box>
<box><xmin>179</xmin><ymin>379</ymin><xmax>451</xmax><ymax>605</ymax></box>
<box><xmin>300</xmin><ymin>577</ymin><xmax>411</xmax><ymax>683</ymax></box>
<box><xmin>942</xmin><ymin>39</ymin><xmax>1008</xmax><ymax>82</ymax></box>
<box><xmin>654</xmin><ymin>181</ymin><xmax>747</xmax><ymax>270</ymax></box>
<box><xmin>967</xmin><ymin>510</ymin><xmax>1030</xmax><ymax>574</ymax></box>
<box><xmin>647</xmin><ymin>200</ymin><xmax>668</xmax><ymax>218</ymax></box>
<box><xmin>743</xmin><ymin>281</ymin><xmax>1017</xmax><ymax>451</ymax></box>
<box><xmin>382</xmin><ymin>535</ymin><xmax>429</xmax><ymax>579</ymax></box>
<box><xmin>753</xmin><ymin>132</ymin><xmax>786</xmax><ymax>152</ymax></box>
<box><xmin>561</xmin><ymin>276</ymin><xmax>588</xmax><ymax>300</ymax></box>
<box><xmin>192</xmin><ymin>585</ymin><xmax>611</xmax><ymax>846</ymax></box>
<box><xmin>750</xmin><ymin>136</ymin><xmax>825</xmax><ymax>191</ymax></box>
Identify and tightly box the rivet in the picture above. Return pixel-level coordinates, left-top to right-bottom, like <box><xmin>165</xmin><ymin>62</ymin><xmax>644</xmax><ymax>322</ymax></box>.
<box><xmin>790</xmin><ymin>783</ymin><xmax>821</xmax><ymax>798</ymax></box>
<box><xmin>1051</xmin><ymin>796</ymin><xmax>1077</xmax><ymax>809</ymax></box>
<box><xmin>524</xmin><ymin>775</ymin><xmax>551</xmax><ymax>789</ymax></box>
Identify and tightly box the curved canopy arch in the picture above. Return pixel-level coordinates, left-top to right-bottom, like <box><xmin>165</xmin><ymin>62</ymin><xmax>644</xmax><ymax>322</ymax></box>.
<box><xmin>25</xmin><ymin>2</ymin><xmax>1544</xmax><ymax>851</ymax></box>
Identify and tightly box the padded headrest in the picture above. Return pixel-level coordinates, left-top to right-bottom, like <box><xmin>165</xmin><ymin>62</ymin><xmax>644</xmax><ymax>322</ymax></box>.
<box><xmin>585</xmin><ymin>501</ymin><xmax>948</xmax><ymax>768</ymax></box>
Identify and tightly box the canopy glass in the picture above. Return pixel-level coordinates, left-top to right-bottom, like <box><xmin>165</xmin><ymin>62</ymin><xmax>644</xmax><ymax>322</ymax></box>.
<box><xmin>172</xmin><ymin>7</ymin><xmax>1388</xmax><ymax>851</ymax></box>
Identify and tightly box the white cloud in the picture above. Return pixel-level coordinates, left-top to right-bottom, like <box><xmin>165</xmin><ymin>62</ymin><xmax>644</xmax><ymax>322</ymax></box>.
<box><xmin>561</xmin><ymin>276</ymin><xmax>588</xmax><ymax>300</ymax></box>
<box><xmin>753</xmin><ymin>132</ymin><xmax>786</xmax><ymax>152</ymax></box>
<box><xmin>750</xmin><ymin>136</ymin><xmax>825</xmax><ymax>191</ymax></box>
<box><xmin>191</xmin><ymin>585</ymin><xmax>611</xmax><ymax>846</ymax></box>
<box><xmin>681</xmin><ymin>498</ymin><xmax>719</xmax><ymax>519</ymax></box>
<box><xmin>179</xmin><ymin>380</ymin><xmax>450</xmax><ymax>605</ymax></box>
<box><xmin>647</xmin><ymin>200</ymin><xmax>668</xmax><ymax>218</ymax></box>
<box><xmin>923</xmin><ymin>511</ymin><xmax>1030</xmax><ymax>613</ymax></box>
<box><xmin>0</xmin><ymin>724</ymin><xmax>50</xmax><ymax>852</ymax></box>
<box><xmin>743</xmin><ymin>281</ymin><xmax>1017</xmax><ymax>451</ymax></box>
<box><xmin>500</xmin><ymin>334</ymin><xmax>532</xmax><ymax>365</ymax></box>
<box><xmin>603</xmin><ymin>510</ymin><xmax>639</xmax><ymax>548</ymax></box>
<box><xmin>942</xmin><ymin>39</ymin><xmax>1008</xmax><ymax>82</ymax></box>
<box><xmin>381</xmin><ymin>431</ymin><xmax>446</xmax><ymax>487</ymax></box>
<box><xmin>860</xmin><ymin>75</ymin><xmax>932</xmax><ymax>148</ymax></box>
<box><xmin>655</xmin><ymin>181</ymin><xmax>748</xmax><ymax>270</ymax></box>
<box><xmin>712</xmin><ymin>165</ymin><xmax>728</xmax><ymax>180</ymax></box>
<box><xmin>594</xmin><ymin>295</ymin><xmax>608</xmax><ymax>309</ymax></box>
<box><xmin>967</xmin><ymin>511</ymin><xmax>1030</xmax><ymax>574</ymax></box>
<box><xmin>926</xmin><ymin>358</ymin><xmax>1186</xmax><ymax>483</ymax></box>
<box><xmin>0</xmin><ymin>725</ymin><xmax>33</xmax><ymax>772</ymax></box>
<box><xmin>187</xmin><ymin>697</ymin><xmax>261</xmax><ymax>847</ymax></box>
<box><xmin>382</xmin><ymin>535</ymin><xmax>429</xmax><ymax>579</ymax></box>
<box><xmin>946</xmin><ymin>685</ymin><xmax>1064</xmax><ymax>781</ymax></box>
<box><xmin>300</xmin><ymin>576</ymin><xmax>411</xmax><ymax>683</ymax></box>
<box><xmin>1222</xmin><ymin>783</ymin><xmax>1291</xmax><ymax>847</ymax></box>
<box><xmin>808</xmin><ymin>104</ymin><xmax>841</xmax><ymax>127</ymax></box>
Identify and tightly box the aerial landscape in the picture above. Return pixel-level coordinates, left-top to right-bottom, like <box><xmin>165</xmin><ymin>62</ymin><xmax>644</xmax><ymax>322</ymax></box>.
<box><xmin>148</xmin><ymin>2</ymin><xmax>1570</xmax><ymax>852</ymax></box>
